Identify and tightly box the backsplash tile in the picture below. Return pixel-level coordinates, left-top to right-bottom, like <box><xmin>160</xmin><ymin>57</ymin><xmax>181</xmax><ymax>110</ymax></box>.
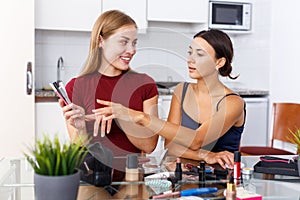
<box><xmin>35</xmin><ymin>30</ymin><xmax>90</xmax><ymax>88</ymax></box>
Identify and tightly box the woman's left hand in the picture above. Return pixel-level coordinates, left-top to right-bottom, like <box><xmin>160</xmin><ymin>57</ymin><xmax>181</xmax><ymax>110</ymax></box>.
<box><xmin>85</xmin><ymin>113</ymin><xmax>112</xmax><ymax>138</ymax></box>
<box><xmin>92</xmin><ymin>99</ymin><xmax>135</xmax><ymax>137</ymax></box>
<box><xmin>204</xmin><ymin>151</ymin><xmax>234</xmax><ymax>169</ymax></box>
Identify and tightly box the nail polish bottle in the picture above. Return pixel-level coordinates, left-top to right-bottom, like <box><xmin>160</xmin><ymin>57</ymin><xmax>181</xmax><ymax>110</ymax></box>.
<box><xmin>226</xmin><ymin>175</ymin><xmax>236</xmax><ymax>200</ymax></box>
<box><xmin>175</xmin><ymin>158</ymin><xmax>182</xmax><ymax>181</ymax></box>
<box><xmin>198</xmin><ymin>161</ymin><xmax>206</xmax><ymax>187</ymax></box>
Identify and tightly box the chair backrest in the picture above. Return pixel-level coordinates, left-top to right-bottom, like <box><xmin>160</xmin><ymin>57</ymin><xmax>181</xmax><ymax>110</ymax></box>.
<box><xmin>272</xmin><ymin>103</ymin><xmax>300</xmax><ymax>144</ymax></box>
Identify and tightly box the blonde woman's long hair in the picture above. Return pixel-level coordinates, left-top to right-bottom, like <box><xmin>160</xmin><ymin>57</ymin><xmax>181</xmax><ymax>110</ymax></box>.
<box><xmin>79</xmin><ymin>10</ymin><xmax>137</xmax><ymax>77</ymax></box>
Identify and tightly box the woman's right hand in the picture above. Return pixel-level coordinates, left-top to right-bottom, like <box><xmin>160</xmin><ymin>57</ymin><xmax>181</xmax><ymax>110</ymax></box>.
<box><xmin>59</xmin><ymin>99</ymin><xmax>85</xmax><ymax>130</ymax></box>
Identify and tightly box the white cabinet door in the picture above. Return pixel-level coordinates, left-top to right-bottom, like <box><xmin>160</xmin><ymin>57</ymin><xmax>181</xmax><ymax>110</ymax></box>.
<box><xmin>147</xmin><ymin>0</ymin><xmax>208</xmax><ymax>23</ymax></box>
<box><xmin>35</xmin><ymin>0</ymin><xmax>101</xmax><ymax>31</ymax></box>
<box><xmin>240</xmin><ymin>98</ymin><xmax>269</xmax><ymax>147</ymax></box>
<box><xmin>35</xmin><ymin>103</ymin><xmax>69</xmax><ymax>143</ymax></box>
<box><xmin>0</xmin><ymin>0</ymin><xmax>35</xmax><ymax>157</ymax></box>
<box><xmin>102</xmin><ymin>0</ymin><xmax>147</xmax><ymax>32</ymax></box>
<box><xmin>158</xmin><ymin>95</ymin><xmax>172</xmax><ymax>120</ymax></box>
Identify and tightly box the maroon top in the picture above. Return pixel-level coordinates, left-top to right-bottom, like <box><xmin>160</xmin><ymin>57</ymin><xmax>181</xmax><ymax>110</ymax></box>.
<box><xmin>66</xmin><ymin>71</ymin><xmax>158</xmax><ymax>156</ymax></box>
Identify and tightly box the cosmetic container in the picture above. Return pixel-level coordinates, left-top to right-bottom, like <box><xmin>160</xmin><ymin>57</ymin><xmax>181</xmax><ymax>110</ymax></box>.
<box><xmin>175</xmin><ymin>158</ymin><xmax>182</xmax><ymax>181</ymax></box>
<box><xmin>226</xmin><ymin>175</ymin><xmax>236</xmax><ymax>200</ymax></box>
<box><xmin>198</xmin><ymin>161</ymin><xmax>206</xmax><ymax>187</ymax></box>
<box><xmin>125</xmin><ymin>154</ymin><xmax>139</xmax><ymax>181</ymax></box>
<box><xmin>241</xmin><ymin>167</ymin><xmax>255</xmax><ymax>192</ymax></box>
<box><xmin>242</xmin><ymin>167</ymin><xmax>253</xmax><ymax>182</ymax></box>
<box><xmin>234</xmin><ymin>151</ymin><xmax>241</xmax><ymax>181</ymax></box>
<box><xmin>125</xmin><ymin>154</ymin><xmax>139</xmax><ymax>197</ymax></box>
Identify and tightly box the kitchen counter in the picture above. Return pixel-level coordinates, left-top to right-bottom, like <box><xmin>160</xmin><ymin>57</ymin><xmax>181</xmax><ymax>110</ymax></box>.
<box><xmin>231</xmin><ymin>88</ymin><xmax>269</xmax><ymax>97</ymax></box>
<box><xmin>156</xmin><ymin>82</ymin><xmax>269</xmax><ymax>97</ymax></box>
<box><xmin>35</xmin><ymin>87</ymin><xmax>269</xmax><ymax>102</ymax></box>
<box><xmin>35</xmin><ymin>89</ymin><xmax>58</xmax><ymax>102</ymax></box>
<box><xmin>158</xmin><ymin>88</ymin><xmax>269</xmax><ymax>97</ymax></box>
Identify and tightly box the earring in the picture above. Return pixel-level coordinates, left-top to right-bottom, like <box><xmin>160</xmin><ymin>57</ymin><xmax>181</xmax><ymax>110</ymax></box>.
<box><xmin>215</xmin><ymin>66</ymin><xmax>219</xmax><ymax>71</ymax></box>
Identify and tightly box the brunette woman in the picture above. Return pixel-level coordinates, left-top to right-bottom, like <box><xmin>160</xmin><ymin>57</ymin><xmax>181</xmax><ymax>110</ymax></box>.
<box><xmin>96</xmin><ymin>29</ymin><xmax>245</xmax><ymax>168</ymax></box>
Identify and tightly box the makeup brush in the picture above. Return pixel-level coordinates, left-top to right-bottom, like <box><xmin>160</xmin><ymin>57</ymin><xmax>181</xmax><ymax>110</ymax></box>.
<box><xmin>152</xmin><ymin>187</ymin><xmax>218</xmax><ymax>199</ymax></box>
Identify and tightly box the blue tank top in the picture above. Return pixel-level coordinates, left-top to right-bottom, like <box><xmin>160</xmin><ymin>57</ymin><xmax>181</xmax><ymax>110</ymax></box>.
<box><xmin>180</xmin><ymin>82</ymin><xmax>245</xmax><ymax>152</ymax></box>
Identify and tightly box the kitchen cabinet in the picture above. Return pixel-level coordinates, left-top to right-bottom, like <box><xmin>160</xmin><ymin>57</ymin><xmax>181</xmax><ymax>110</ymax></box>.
<box><xmin>158</xmin><ymin>95</ymin><xmax>172</xmax><ymax>120</ymax></box>
<box><xmin>35</xmin><ymin>0</ymin><xmax>101</xmax><ymax>31</ymax></box>
<box><xmin>0</xmin><ymin>0</ymin><xmax>35</xmax><ymax>157</ymax></box>
<box><xmin>149</xmin><ymin>95</ymin><xmax>172</xmax><ymax>157</ymax></box>
<box><xmin>240</xmin><ymin>97</ymin><xmax>269</xmax><ymax>147</ymax></box>
<box><xmin>102</xmin><ymin>0</ymin><xmax>147</xmax><ymax>32</ymax></box>
<box><xmin>147</xmin><ymin>0</ymin><xmax>208</xmax><ymax>23</ymax></box>
<box><xmin>35</xmin><ymin>103</ymin><xmax>69</xmax><ymax>143</ymax></box>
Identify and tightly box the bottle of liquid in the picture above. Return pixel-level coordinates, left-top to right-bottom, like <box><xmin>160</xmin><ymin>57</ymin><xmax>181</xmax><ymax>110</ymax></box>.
<box><xmin>198</xmin><ymin>161</ymin><xmax>206</xmax><ymax>187</ymax></box>
<box><xmin>233</xmin><ymin>151</ymin><xmax>241</xmax><ymax>183</ymax></box>
<box><xmin>226</xmin><ymin>175</ymin><xmax>236</xmax><ymax>200</ymax></box>
<box><xmin>175</xmin><ymin>158</ymin><xmax>182</xmax><ymax>181</ymax></box>
<box><xmin>125</xmin><ymin>154</ymin><xmax>139</xmax><ymax>181</ymax></box>
<box><xmin>125</xmin><ymin>154</ymin><xmax>139</xmax><ymax>197</ymax></box>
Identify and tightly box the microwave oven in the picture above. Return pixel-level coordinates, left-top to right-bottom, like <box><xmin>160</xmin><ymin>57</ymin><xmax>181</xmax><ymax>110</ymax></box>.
<box><xmin>208</xmin><ymin>1</ymin><xmax>252</xmax><ymax>31</ymax></box>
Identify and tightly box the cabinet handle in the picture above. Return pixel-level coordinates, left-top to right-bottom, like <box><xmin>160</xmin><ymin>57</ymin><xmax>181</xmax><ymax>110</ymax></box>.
<box><xmin>26</xmin><ymin>62</ymin><xmax>33</xmax><ymax>95</ymax></box>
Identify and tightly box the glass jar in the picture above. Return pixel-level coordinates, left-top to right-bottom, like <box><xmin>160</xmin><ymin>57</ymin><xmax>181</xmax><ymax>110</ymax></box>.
<box><xmin>242</xmin><ymin>167</ymin><xmax>256</xmax><ymax>192</ymax></box>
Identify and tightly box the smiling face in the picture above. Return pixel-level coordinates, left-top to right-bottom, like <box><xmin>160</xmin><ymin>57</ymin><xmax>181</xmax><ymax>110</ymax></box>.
<box><xmin>99</xmin><ymin>25</ymin><xmax>138</xmax><ymax>76</ymax></box>
<box><xmin>187</xmin><ymin>37</ymin><xmax>218</xmax><ymax>79</ymax></box>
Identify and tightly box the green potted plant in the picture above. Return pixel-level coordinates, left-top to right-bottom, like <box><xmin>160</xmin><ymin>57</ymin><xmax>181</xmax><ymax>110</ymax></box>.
<box><xmin>287</xmin><ymin>128</ymin><xmax>300</xmax><ymax>154</ymax></box>
<box><xmin>24</xmin><ymin>134</ymin><xmax>87</xmax><ymax>200</ymax></box>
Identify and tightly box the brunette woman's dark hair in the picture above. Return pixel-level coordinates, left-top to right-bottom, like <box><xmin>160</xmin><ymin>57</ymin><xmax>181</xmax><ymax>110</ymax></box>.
<box><xmin>194</xmin><ymin>29</ymin><xmax>238</xmax><ymax>79</ymax></box>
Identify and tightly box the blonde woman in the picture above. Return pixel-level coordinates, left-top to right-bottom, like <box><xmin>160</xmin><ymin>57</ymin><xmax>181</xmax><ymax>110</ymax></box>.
<box><xmin>60</xmin><ymin>10</ymin><xmax>158</xmax><ymax>163</ymax></box>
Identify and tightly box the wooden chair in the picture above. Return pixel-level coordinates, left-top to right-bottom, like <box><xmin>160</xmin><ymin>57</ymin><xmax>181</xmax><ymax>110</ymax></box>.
<box><xmin>240</xmin><ymin>102</ymin><xmax>300</xmax><ymax>155</ymax></box>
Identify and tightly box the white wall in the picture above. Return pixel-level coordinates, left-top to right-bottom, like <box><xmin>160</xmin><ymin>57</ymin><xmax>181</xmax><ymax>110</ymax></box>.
<box><xmin>223</xmin><ymin>0</ymin><xmax>271</xmax><ymax>90</ymax></box>
<box><xmin>270</xmin><ymin>0</ymin><xmax>300</xmax><ymax>104</ymax></box>
<box><xmin>35</xmin><ymin>0</ymin><xmax>272</xmax><ymax>92</ymax></box>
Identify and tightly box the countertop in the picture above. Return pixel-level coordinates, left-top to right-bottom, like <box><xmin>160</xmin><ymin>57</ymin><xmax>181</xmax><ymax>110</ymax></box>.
<box><xmin>156</xmin><ymin>82</ymin><xmax>269</xmax><ymax>97</ymax></box>
<box><xmin>35</xmin><ymin>89</ymin><xmax>58</xmax><ymax>102</ymax></box>
<box><xmin>232</xmin><ymin>88</ymin><xmax>269</xmax><ymax>97</ymax></box>
<box><xmin>158</xmin><ymin>87</ymin><xmax>269</xmax><ymax>96</ymax></box>
<box><xmin>35</xmin><ymin>87</ymin><xmax>269</xmax><ymax>102</ymax></box>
